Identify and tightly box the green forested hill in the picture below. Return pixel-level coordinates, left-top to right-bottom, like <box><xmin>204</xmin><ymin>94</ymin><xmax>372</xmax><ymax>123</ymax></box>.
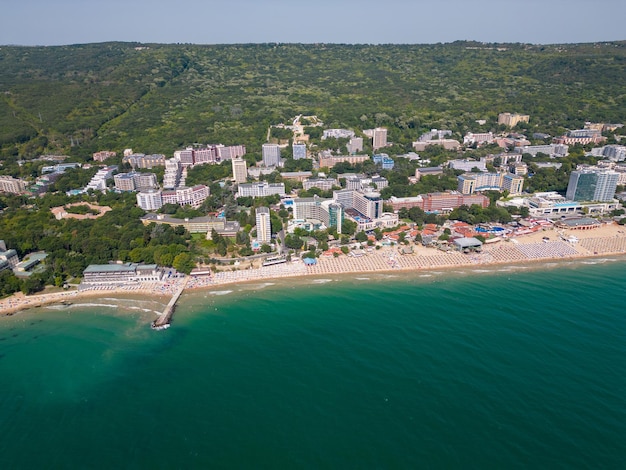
<box><xmin>1</xmin><ymin>41</ymin><xmax>625</xmax><ymax>159</ymax></box>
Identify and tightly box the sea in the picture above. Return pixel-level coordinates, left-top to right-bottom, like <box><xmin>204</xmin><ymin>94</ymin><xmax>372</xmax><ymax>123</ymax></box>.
<box><xmin>1</xmin><ymin>258</ymin><xmax>625</xmax><ymax>469</ymax></box>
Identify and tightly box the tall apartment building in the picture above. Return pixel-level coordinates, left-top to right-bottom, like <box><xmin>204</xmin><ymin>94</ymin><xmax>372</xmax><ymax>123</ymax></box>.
<box><xmin>372</xmin><ymin>127</ymin><xmax>388</xmax><ymax>150</ymax></box>
<box><xmin>292</xmin><ymin>142</ymin><xmax>307</xmax><ymax>160</ymax></box>
<box><xmin>163</xmin><ymin>159</ymin><xmax>182</xmax><ymax>189</ymax></box>
<box><xmin>498</xmin><ymin>113</ymin><xmax>530</xmax><ymax>127</ymax></box>
<box><xmin>262</xmin><ymin>144</ymin><xmax>281</xmax><ymax>167</ymax></box>
<box><xmin>255</xmin><ymin>207</ymin><xmax>272</xmax><ymax>243</ymax></box>
<box><xmin>114</xmin><ymin>172</ymin><xmax>158</xmax><ymax>192</ymax></box>
<box><xmin>136</xmin><ymin>189</ymin><xmax>163</xmax><ymax>211</ymax></box>
<box><xmin>292</xmin><ymin>197</ymin><xmax>343</xmax><ymax>233</ymax></box>
<box><xmin>232</xmin><ymin>158</ymin><xmax>248</xmax><ymax>184</ymax></box>
<box><xmin>566</xmin><ymin>169</ymin><xmax>619</xmax><ymax>202</ymax></box>
<box><xmin>332</xmin><ymin>189</ymin><xmax>382</xmax><ymax>220</ymax></box>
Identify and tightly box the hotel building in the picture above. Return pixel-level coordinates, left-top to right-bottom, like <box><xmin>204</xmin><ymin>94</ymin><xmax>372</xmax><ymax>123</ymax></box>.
<box><xmin>255</xmin><ymin>207</ymin><xmax>272</xmax><ymax>243</ymax></box>
<box><xmin>262</xmin><ymin>143</ymin><xmax>281</xmax><ymax>167</ymax></box>
<box><xmin>232</xmin><ymin>158</ymin><xmax>248</xmax><ymax>184</ymax></box>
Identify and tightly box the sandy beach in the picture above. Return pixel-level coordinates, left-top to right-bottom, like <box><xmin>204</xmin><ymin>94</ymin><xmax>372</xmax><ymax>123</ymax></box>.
<box><xmin>2</xmin><ymin>222</ymin><xmax>626</xmax><ymax>316</ymax></box>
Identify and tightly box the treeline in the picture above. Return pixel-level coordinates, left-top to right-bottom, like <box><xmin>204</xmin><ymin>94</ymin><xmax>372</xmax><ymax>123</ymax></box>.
<box><xmin>1</xmin><ymin>41</ymin><xmax>626</xmax><ymax>160</ymax></box>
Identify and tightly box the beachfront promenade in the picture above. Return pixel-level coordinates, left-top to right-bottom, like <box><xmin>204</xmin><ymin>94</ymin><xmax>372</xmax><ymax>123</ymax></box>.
<box><xmin>1</xmin><ymin>224</ymin><xmax>626</xmax><ymax>317</ymax></box>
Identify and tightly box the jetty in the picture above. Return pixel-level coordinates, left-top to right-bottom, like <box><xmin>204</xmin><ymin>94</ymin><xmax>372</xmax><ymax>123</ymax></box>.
<box><xmin>151</xmin><ymin>276</ymin><xmax>188</xmax><ymax>330</ymax></box>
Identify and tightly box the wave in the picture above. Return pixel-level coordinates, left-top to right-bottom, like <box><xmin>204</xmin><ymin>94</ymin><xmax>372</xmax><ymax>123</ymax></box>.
<box><xmin>312</xmin><ymin>279</ymin><xmax>333</xmax><ymax>284</ymax></box>
<box><xmin>208</xmin><ymin>290</ymin><xmax>234</xmax><ymax>296</ymax></box>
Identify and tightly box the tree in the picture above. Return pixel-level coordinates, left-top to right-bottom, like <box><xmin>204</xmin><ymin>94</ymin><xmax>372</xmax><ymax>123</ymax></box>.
<box><xmin>341</xmin><ymin>218</ymin><xmax>357</xmax><ymax>236</ymax></box>
<box><xmin>355</xmin><ymin>231</ymin><xmax>368</xmax><ymax>242</ymax></box>
<box><xmin>173</xmin><ymin>252</ymin><xmax>195</xmax><ymax>274</ymax></box>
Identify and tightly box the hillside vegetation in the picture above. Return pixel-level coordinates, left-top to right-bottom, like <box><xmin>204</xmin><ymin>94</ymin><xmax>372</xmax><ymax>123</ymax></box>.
<box><xmin>1</xmin><ymin>41</ymin><xmax>625</xmax><ymax>158</ymax></box>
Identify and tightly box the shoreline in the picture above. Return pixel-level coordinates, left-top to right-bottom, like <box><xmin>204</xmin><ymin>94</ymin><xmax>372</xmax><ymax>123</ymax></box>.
<box><xmin>2</xmin><ymin>223</ymin><xmax>626</xmax><ymax>317</ymax></box>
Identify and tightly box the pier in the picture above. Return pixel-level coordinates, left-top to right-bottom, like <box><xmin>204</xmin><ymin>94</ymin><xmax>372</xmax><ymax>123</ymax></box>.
<box><xmin>152</xmin><ymin>277</ymin><xmax>188</xmax><ymax>330</ymax></box>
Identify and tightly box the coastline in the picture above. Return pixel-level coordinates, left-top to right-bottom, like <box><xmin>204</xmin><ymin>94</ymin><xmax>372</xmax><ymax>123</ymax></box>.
<box><xmin>2</xmin><ymin>223</ymin><xmax>626</xmax><ymax>317</ymax></box>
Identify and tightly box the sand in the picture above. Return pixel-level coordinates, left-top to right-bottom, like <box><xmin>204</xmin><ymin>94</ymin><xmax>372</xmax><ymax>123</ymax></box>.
<box><xmin>2</xmin><ymin>222</ymin><xmax>625</xmax><ymax>316</ymax></box>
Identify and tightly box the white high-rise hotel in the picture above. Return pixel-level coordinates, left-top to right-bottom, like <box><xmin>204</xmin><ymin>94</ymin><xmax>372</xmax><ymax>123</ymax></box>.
<box><xmin>255</xmin><ymin>207</ymin><xmax>271</xmax><ymax>243</ymax></box>
<box><xmin>262</xmin><ymin>144</ymin><xmax>281</xmax><ymax>167</ymax></box>
<box><xmin>232</xmin><ymin>158</ymin><xmax>248</xmax><ymax>184</ymax></box>
<box><xmin>373</xmin><ymin>127</ymin><xmax>388</xmax><ymax>150</ymax></box>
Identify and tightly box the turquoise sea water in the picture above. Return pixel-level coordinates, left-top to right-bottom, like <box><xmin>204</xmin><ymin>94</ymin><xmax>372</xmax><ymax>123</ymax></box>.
<box><xmin>1</xmin><ymin>259</ymin><xmax>625</xmax><ymax>468</ymax></box>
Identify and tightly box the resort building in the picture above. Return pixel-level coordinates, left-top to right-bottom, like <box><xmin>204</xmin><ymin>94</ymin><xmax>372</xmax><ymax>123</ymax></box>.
<box><xmin>412</xmin><ymin>139</ymin><xmax>461</xmax><ymax>151</ymax></box>
<box><xmin>553</xmin><ymin>130</ymin><xmax>606</xmax><ymax>146</ymax></box>
<box><xmin>136</xmin><ymin>190</ymin><xmax>163</xmax><ymax>211</ymax></box>
<box><xmin>418</xmin><ymin>129</ymin><xmax>453</xmax><ymax>142</ymax></box>
<box><xmin>322</xmin><ymin>129</ymin><xmax>355</xmax><ymax>140</ymax></box>
<box><xmin>163</xmin><ymin>159</ymin><xmax>182</xmax><ymax>189</ymax></box>
<box><xmin>463</xmin><ymin>132</ymin><xmax>495</xmax><ymax>146</ymax></box>
<box><xmin>372</xmin><ymin>153</ymin><xmax>394</xmax><ymax>170</ymax></box>
<box><xmin>0</xmin><ymin>241</ymin><xmax>19</xmax><ymax>273</ymax></box>
<box><xmin>292</xmin><ymin>142</ymin><xmax>307</xmax><ymax>160</ymax></box>
<box><xmin>232</xmin><ymin>157</ymin><xmax>248</xmax><ymax>184</ymax></box>
<box><xmin>93</xmin><ymin>150</ymin><xmax>117</xmax><ymax>162</ymax></box>
<box><xmin>388</xmin><ymin>192</ymin><xmax>490</xmax><ymax>213</ymax></box>
<box><xmin>81</xmin><ymin>263</ymin><xmax>164</xmax><ymax>286</ymax></box>
<box><xmin>84</xmin><ymin>166</ymin><xmax>118</xmax><ymax>192</ymax></box>
<box><xmin>345</xmin><ymin>175</ymin><xmax>388</xmax><ymax>191</ymax></box>
<box><xmin>448</xmin><ymin>159</ymin><xmax>487</xmax><ymax>172</ymax></box>
<box><xmin>237</xmin><ymin>182</ymin><xmax>286</xmax><ymax>198</ymax></box>
<box><xmin>114</xmin><ymin>172</ymin><xmax>158</xmax><ymax>192</ymax></box>
<box><xmin>303</xmin><ymin>177</ymin><xmax>339</xmax><ymax>191</ymax></box>
<box><xmin>136</xmin><ymin>185</ymin><xmax>209</xmax><ymax>210</ymax></box>
<box><xmin>262</xmin><ymin>143</ymin><xmax>281</xmax><ymax>167</ymax></box>
<box><xmin>346</xmin><ymin>137</ymin><xmax>364</xmax><ymax>154</ymax></box>
<box><xmin>566</xmin><ymin>169</ymin><xmax>619</xmax><ymax>202</ymax></box>
<box><xmin>591</xmin><ymin>145</ymin><xmax>626</xmax><ymax>162</ymax></box>
<box><xmin>255</xmin><ymin>207</ymin><xmax>272</xmax><ymax>243</ymax></box>
<box><xmin>457</xmin><ymin>172</ymin><xmax>524</xmax><ymax>195</ymax></box>
<box><xmin>318</xmin><ymin>154</ymin><xmax>370</xmax><ymax>169</ymax></box>
<box><xmin>41</xmin><ymin>163</ymin><xmax>81</xmax><ymax>174</ymax></box>
<box><xmin>514</xmin><ymin>144</ymin><xmax>569</xmax><ymax>158</ymax></box>
<box><xmin>372</xmin><ymin>127</ymin><xmax>388</xmax><ymax>150</ymax></box>
<box><xmin>280</xmin><ymin>171</ymin><xmax>313</xmax><ymax>182</ymax></box>
<box><xmin>498</xmin><ymin>113</ymin><xmax>530</xmax><ymax>127</ymax></box>
<box><xmin>173</xmin><ymin>145</ymin><xmax>246</xmax><ymax>167</ymax></box>
<box><xmin>122</xmin><ymin>153</ymin><xmax>166</xmax><ymax>169</ymax></box>
<box><xmin>292</xmin><ymin>196</ymin><xmax>344</xmax><ymax>233</ymax></box>
<box><xmin>141</xmin><ymin>213</ymin><xmax>240</xmax><ymax>236</ymax></box>
<box><xmin>0</xmin><ymin>175</ymin><xmax>28</xmax><ymax>194</ymax></box>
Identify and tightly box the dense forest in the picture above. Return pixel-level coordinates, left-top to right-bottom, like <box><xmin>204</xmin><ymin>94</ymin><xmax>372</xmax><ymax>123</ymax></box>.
<box><xmin>1</xmin><ymin>41</ymin><xmax>626</xmax><ymax>159</ymax></box>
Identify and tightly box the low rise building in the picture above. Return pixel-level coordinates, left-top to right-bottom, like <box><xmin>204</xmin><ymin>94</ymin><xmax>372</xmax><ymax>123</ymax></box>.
<box><xmin>237</xmin><ymin>182</ymin><xmax>286</xmax><ymax>198</ymax></box>
<box><xmin>81</xmin><ymin>263</ymin><xmax>163</xmax><ymax>285</ymax></box>
<box><xmin>93</xmin><ymin>150</ymin><xmax>117</xmax><ymax>162</ymax></box>
<box><xmin>0</xmin><ymin>175</ymin><xmax>28</xmax><ymax>194</ymax></box>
